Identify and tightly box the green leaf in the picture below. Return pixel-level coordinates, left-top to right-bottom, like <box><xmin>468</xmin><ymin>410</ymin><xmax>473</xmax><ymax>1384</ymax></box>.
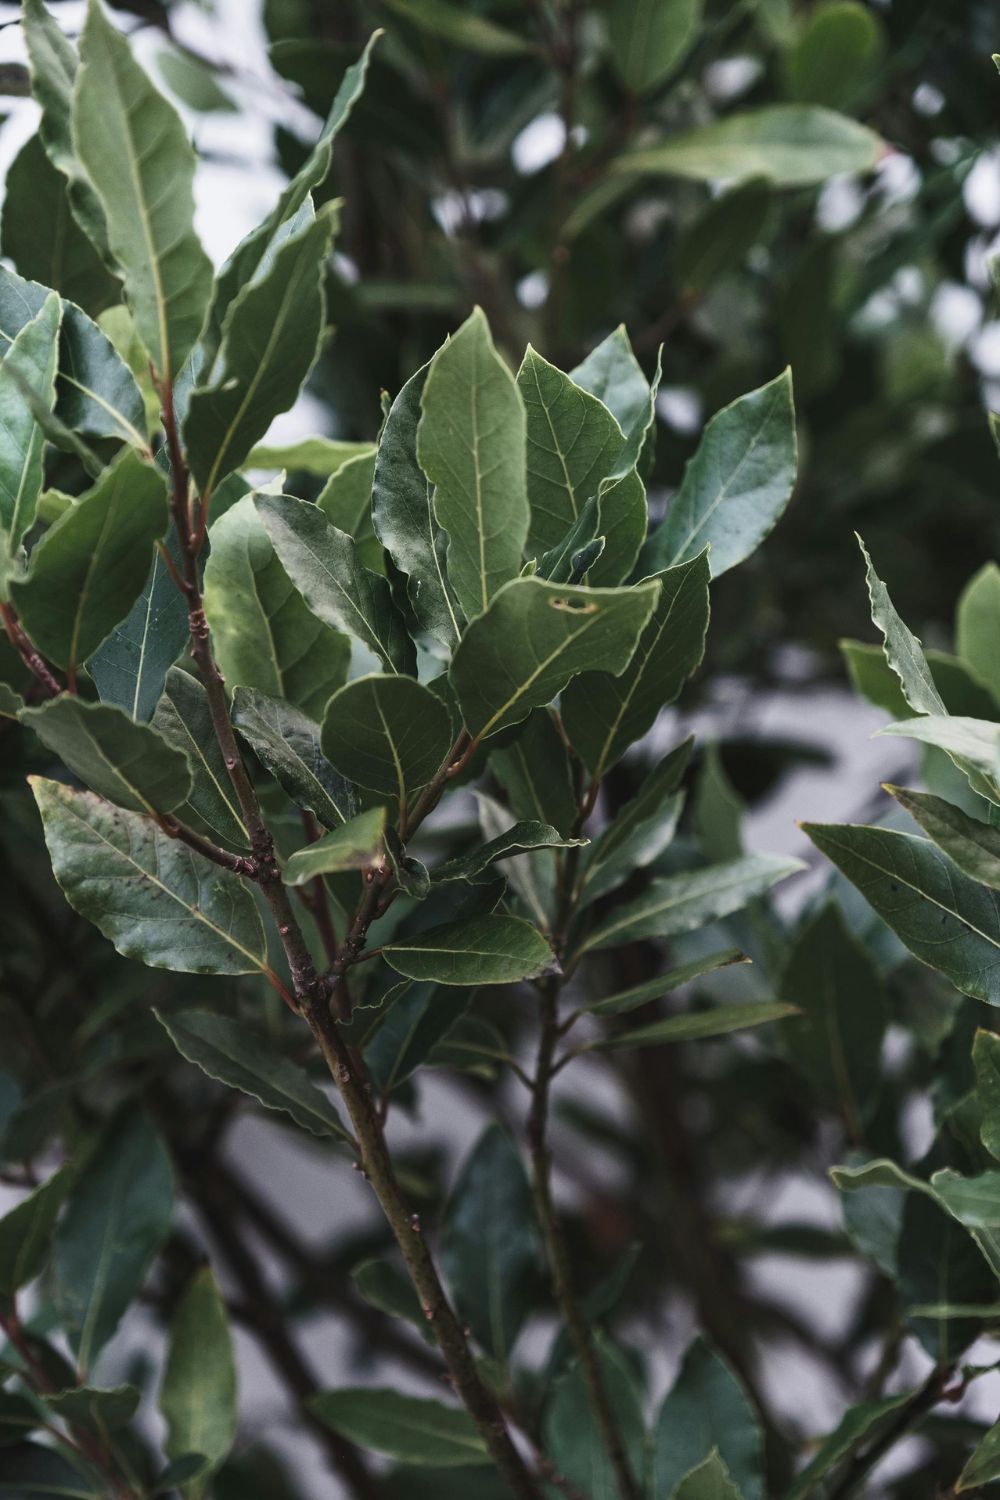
<box><xmin>161</xmin><ymin>1267</ymin><xmax>237</xmax><ymax>1490</ymax></box>
<box><xmin>451</xmin><ymin>576</ymin><xmax>660</xmax><ymax>740</ymax></box>
<box><xmin>957</xmin><ymin>563</ymin><xmax>1000</xmax><ymax>704</ymax></box>
<box><xmin>562</xmin><ymin>552</ymin><xmax>710</xmax><ymax>778</ymax></box>
<box><xmin>857</xmin><ymin>536</ymin><xmax>945</xmax><ymax>716</ymax></box>
<box><xmin>363</xmin><ymin>982</ymin><xmax>473</xmax><ymax>1094</ymax></box>
<box><xmin>257</xmin><ymin>493</ymin><xmax>414</xmax><ymax>675</ymax></box>
<box><xmin>54</xmin><ymin>1108</ymin><xmax>173</xmax><ymax>1373</ymax></box>
<box><xmin>802</xmin><ymin>822</ymin><xmax>1000</xmax><ymax>1005</ymax></box>
<box><xmin>606</xmin><ymin>0</ymin><xmax>702</xmax><ymax>93</ymax></box>
<box><xmin>417</xmin><ymin>307</ymin><xmax>529</xmax><ymax>620</ymax></box>
<box><xmin>372</xmin><ymin>362</ymin><xmax>463</xmax><ymax>652</ymax></box>
<box><xmin>544</xmin><ymin>1338</ymin><xmax>645</xmax><ymax>1500</ymax></box>
<box><xmin>0</xmin><ymin>1442</ymin><xmax>100</xmax><ymax>1497</ymax></box>
<box><xmin>23</xmin><ymin>697</ymin><xmax>191</xmax><ymax>815</ymax></box>
<box><xmin>433</xmin><ymin>821</ymin><xmax>584</xmax><ymax>883</ymax></box>
<box><xmin>23</xmin><ymin>0</ymin><xmax>110</xmax><ymax>260</ymax></box>
<box><xmin>441</xmin><ymin>1124</ymin><xmax>538</xmax><ymax>1362</ymax></box>
<box><xmin>786</xmin><ymin>2</ymin><xmax>885</xmax><ymax>111</ymax></box>
<box><xmin>585</xmin><ymin>949</ymin><xmax>750</xmax><ymax>1016</ymax></box>
<box><xmin>779</xmin><ymin>903</ymin><xmax>888</xmax><ymax>1129</ymax></box>
<box><xmin>155</xmin><ymin>1008</ymin><xmax>353</xmax><ymax>1143</ymax></box>
<box><xmin>89</xmin><ymin>531</ymin><xmax>190</xmax><ymax>722</ymax></box>
<box><xmin>517</xmin><ymin>346</ymin><xmax>625</xmax><ymax>553</ymax></box>
<box><xmin>73</xmin><ymin>0</ymin><xmax>213</xmax><ymax>381</ymax></box>
<box><xmin>45</xmin><ymin>1384</ymin><xmax>139</xmax><ymax>1436</ymax></box>
<box><xmin>784</xmin><ymin>1390</ymin><xmax>915</xmax><ymax>1500</ymax></box>
<box><xmin>491</xmin><ymin>710</ymin><xmax>578</xmax><ymax>836</ymax></box>
<box><xmin>576</xmin><ymin>853</ymin><xmax>803</xmax><ymax>956</ymax></box>
<box><xmin>383</xmin><ymin>915</ymin><xmax>553</xmax><ymax>986</ymax></box>
<box><xmin>973</xmin><ymin>1029</ymin><xmax>1000</xmax><ymax>1163</ymax></box>
<box><xmin>580</xmin><ymin>738</ymin><xmax>692</xmax><ymax>905</ymax></box>
<box><xmin>571</xmin><ymin>327</ymin><xmax>650</xmax><ymax>444</ymax></box>
<box><xmin>199</xmin><ymin>31</ymin><xmax>380</xmax><ymax>369</ymax></box>
<box><xmin>321</xmin><ymin>675</ymin><xmax>452</xmax><ymax>801</ymax></box>
<box><xmin>594</xmin><ymin>999</ymin><xmax>797</xmax><ymax>1050</ymax></box>
<box><xmin>231</xmin><ymin>686</ymin><xmax>355</xmax><ymax>828</ymax></box>
<box><xmin>957</xmin><ymin>1414</ymin><xmax>1000</xmax><ymax>1491</ymax></box>
<box><xmin>284</xmin><ymin>807</ymin><xmax>387</xmax><ymax>885</ymax></box>
<box><xmin>157</xmin><ymin>47</ymin><xmax>236</xmax><ymax>113</ymax></box>
<box><xmin>586</xmin><ymin>469</ymin><xmax>648</xmax><ymax>588</ymax></box>
<box><xmin>0</xmin><ymin>290</ymin><xmax>61</xmax><ymax>549</ymax></box>
<box><xmin>840</xmin><ymin>639</ymin><xmax>909</xmax><ymax>718</ymax></box>
<box><xmin>153</xmin><ymin>669</ymin><xmax>249</xmax><ymax>848</ymax></box>
<box><xmin>887</xmin><ymin>786</ymin><xmax>1000</xmax><ymax>891</ymax></box>
<box><xmin>617</xmin><ymin>105</ymin><xmax>882</xmax><ymax>186</ymax></box>
<box><xmin>310</xmin><ymin>1389</ymin><xmax>489</xmax><ymax>1467</ymax></box>
<box><xmin>247</xmin><ymin>437</ymin><xmax>374</xmax><ymax>477</ymax></box>
<box><xmin>383</xmin><ymin>0</ymin><xmax>533</xmax><ymax>56</ymax></box>
<box><xmin>12</xmin><ymin>449</ymin><xmax>167</xmax><ymax>672</ymax></box>
<box><xmin>676</xmin><ymin>179</ymin><xmax>772</xmax><ymax>294</ymax></box>
<box><xmin>204</xmin><ymin>495</ymin><xmax>351</xmax><ymax>720</ymax></box>
<box><xmin>317</xmin><ymin>449</ymin><xmax>377</xmax><ymax>553</ymax></box>
<box><xmin>653</xmin><ymin>1336</ymin><xmax>761</xmax><ymax>1500</ymax></box>
<box><xmin>674</xmin><ymin>1452</ymin><xmax>744</xmax><ymax>1500</ymax></box>
<box><xmin>31</xmin><ymin>776</ymin><xmax>270</xmax><ymax>976</ymax></box>
<box><xmin>877</xmin><ymin>716</ymin><xmax>999</xmax><ymax>783</ymax></box>
<box><xmin>0</xmin><ymin>1168</ymin><xmax>72</xmax><ymax>1296</ymax></box>
<box><xmin>641</xmin><ymin>373</ymin><xmax>796</xmax><ymax>579</ymax></box>
<box><xmin>184</xmin><ymin>202</ymin><xmax>338</xmax><ymax>498</ymax></box>
<box><xmin>1</xmin><ymin>133</ymin><xmax>117</xmax><ymax>316</ymax></box>
<box><xmin>352</xmin><ymin>1258</ymin><xmax>431</xmax><ymax>1340</ymax></box>
<box><xmin>384</xmin><ymin>828</ymin><xmax>431</xmax><ymax>901</ymax></box>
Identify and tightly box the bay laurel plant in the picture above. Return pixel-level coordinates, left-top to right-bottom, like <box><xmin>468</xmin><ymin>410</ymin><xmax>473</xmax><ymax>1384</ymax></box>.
<box><xmin>0</xmin><ymin>4</ymin><xmax>823</xmax><ymax>1499</ymax></box>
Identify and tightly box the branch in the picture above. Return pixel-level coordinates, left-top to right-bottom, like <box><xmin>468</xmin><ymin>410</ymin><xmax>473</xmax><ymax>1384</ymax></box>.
<box><xmin>0</xmin><ymin>602</ymin><xmax>64</xmax><ymax>698</ymax></box>
<box><xmin>823</xmin><ymin>1363</ymin><xmax>954</xmax><ymax>1500</ymax></box>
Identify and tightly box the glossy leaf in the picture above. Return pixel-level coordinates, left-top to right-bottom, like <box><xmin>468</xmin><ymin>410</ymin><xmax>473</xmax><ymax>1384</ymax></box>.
<box><xmin>204</xmin><ymin>495</ymin><xmax>351</xmax><ymax>721</ymax></box>
<box><xmin>54</xmin><ymin>1108</ymin><xmax>173</xmax><ymax>1372</ymax></box>
<box><xmin>231</xmin><ymin>686</ymin><xmax>354</xmax><ymax>828</ymax></box>
<box><xmin>433</xmin><ymin>821</ymin><xmax>584</xmax><ymax>883</ymax></box>
<box><xmin>0</xmin><ymin>290</ymin><xmax>61</xmax><ymax>548</ymax></box>
<box><xmin>641</xmin><ymin>372</ymin><xmax>796</xmax><ymax>579</ymax></box>
<box><xmin>153</xmin><ymin>668</ymin><xmax>250</xmax><ymax>848</ymax></box>
<box><xmin>12</xmin><ymin>449</ymin><xmax>167</xmax><ymax>671</ymax></box>
<box><xmin>618</xmin><ymin>105</ymin><xmax>882</xmax><ymax>185</ymax></box>
<box><xmin>89</xmin><ymin>530</ymin><xmax>190</xmax><ymax>721</ymax></box>
<box><xmin>0</xmin><ymin>1167</ymin><xmax>72</xmax><ymax>1295</ymax></box>
<box><xmin>441</xmin><ymin>1124</ymin><xmax>538</xmax><ymax>1361</ymax></box>
<box><xmin>577</xmin><ymin>853</ymin><xmax>803</xmax><ymax>956</ymax></box>
<box><xmin>491</xmin><ymin>710</ymin><xmax>578</xmax><ymax>837</ymax></box>
<box><xmin>579</xmin><ymin>739</ymin><xmax>693</xmax><ymax>905</ymax></box>
<box><xmin>417</xmin><ymin>307</ymin><xmax>529</xmax><ymax>620</ymax></box>
<box><xmin>451</xmin><ymin>576</ymin><xmax>660</xmax><ymax>739</ymax></box>
<box><xmin>957</xmin><ymin>1415</ymin><xmax>1000</xmax><ymax>1491</ymax></box>
<box><xmin>73</xmin><ymin>0</ymin><xmax>213</xmax><ymax>381</ymax></box>
<box><xmin>585</xmin><ymin>950</ymin><xmax>750</xmax><ymax>1016</ymax></box>
<box><xmin>283</xmin><ymin>807</ymin><xmax>386</xmax><ymax>885</ymax></box>
<box><xmin>257</xmin><ymin>493</ymin><xmax>414</xmax><ymax>675</ymax></box>
<box><xmin>544</xmin><ymin>1339</ymin><xmax>645</xmax><ymax>1500</ymax></box>
<box><xmin>784</xmin><ymin>1390</ymin><xmax>916</xmax><ymax>1500</ymax></box>
<box><xmin>32</xmin><ymin>777</ymin><xmax>269</xmax><ymax>976</ymax></box>
<box><xmin>161</xmin><ymin>1267</ymin><xmax>237</xmax><ymax>1489</ymax></box>
<box><xmin>888</xmin><ymin>785</ymin><xmax>1000</xmax><ymax>890</ymax></box>
<box><xmin>803</xmin><ymin>822</ymin><xmax>1000</xmax><ymax>1005</ymax></box>
<box><xmin>372</xmin><ymin>362</ymin><xmax>463</xmax><ymax>651</ymax></box>
<box><xmin>594</xmin><ymin>999</ymin><xmax>797</xmax><ymax>1050</ymax></box>
<box><xmin>310</xmin><ymin>1389</ymin><xmax>489</xmax><ymax>1467</ymax></box>
<box><xmin>382</xmin><ymin>915</ymin><xmax>553</xmax><ymax>986</ymax></box>
<box><xmin>22</xmin><ymin>698</ymin><xmax>192</xmax><ymax>815</ymax></box>
<box><xmin>562</xmin><ymin>552</ymin><xmax>710</xmax><ymax>777</ymax></box>
<box><xmin>654</xmin><ymin>1336</ymin><xmax>762</xmax><ymax>1500</ymax></box>
<box><xmin>321</xmin><ymin>675</ymin><xmax>452</xmax><ymax>800</ymax></box>
<box><xmin>155</xmin><ymin>1008</ymin><xmax>353</xmax><ymax>1143</ymax></box>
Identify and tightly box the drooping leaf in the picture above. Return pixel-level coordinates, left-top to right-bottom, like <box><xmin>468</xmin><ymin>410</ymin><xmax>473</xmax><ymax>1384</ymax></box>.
<box><xmin>957</xmin><ymin>563</ymin><xmax>1000</xmax><ymax>705</ymax></box>
<box><xmin>653</xmin><ymin>1336</ymin><xmax>762</xmax><ymax>1500</ymax></box>
<box><xmin>321</xmin><ymin>675</ymin><xmax>452</xmax><ymax>801</ymax></box>
<box><xmin>22</xmin><ymin>698</ymin><xmax>192</xmax><ymax>815</ymax></box>
<box><xmin>606</xmin><ymin>0</ymin><xmax>702</xmax><ymax>93</ymax></box>
<box><xmin>31</xmin><ymin>777</ymin><xmax>269</xmax><ymax>976</ymax></box>
<box><xmin>887</xmin><ymin>785</ymin><xmax>1000</xmax><ymax>890</ymax></box>
<box><xmin>491</xmin><ymin>710</ymin><xmax>578</xmax><ymax>837</ymax></box>
<box><xmin>518</xmin><ymin>345</ymin><xmax>624</xmax><ymax>553</ymax></box>
<box><xmin>417</xmin><ymin>307</ymin><xmax>529</xmax><ymax>620</ymax></box>
<box><xmin>72</xmin><ymin>0</ymin><xmax>213</xmax><ymax>381</ymax></box>
<box><xmin>584</xmin><ymin>950</ymin><xmax>750</xmax><ymax>1016</ymax></box>
<box><xmin>54</xmin><ymin>1108</ymin><xmax>173</xmax><ymax>1373</ymax></box>
<box><xmin>372</xmin><ymin>362</ymin><xmax>463</xmax><ymax>652</ymax></box>
<box><xmin>256</xmin><ymin>493</ymin><xmax>415</xmax><ymax>675</ymax></box>
<box><xmin>562</xmin><ymin>552</ymin><xmax>710</xmax><ymax>778</ymax></box>
<box><xmin>153</xmin><ymin>668</ymin><xmax>250</xmax><ymax>848</ymax></box>
<box><xmin>283</xmin><ymin>807</ymin><xmax>387</xmax><ymax>885</ymax></box>
<box><xmin>433</xmin><ymin>821</ymin><xmax>584</xmax><ymax>883</ymax></box>
<box><xmin>0</xmin><ymin>290</ymin><xmax>61</xmax><ymax>549</ymax></box>
<box><xmin>155</xmin><ymin>1009</ymin><xmax>353</xmax><ymax>1143</ymax></box>
<box><xmin>161</xmin><ymin>1267</ymin><xmax>237</xmax><ymax>1490</ymax></box>
<box><xmin>803</xmin><ymin>822</ymin><xmax>1000</xmax><ymax>1005</ymax></box>
<box><xmin>579</xmin><ymin>738</ymin><xmax>692</xmax><ymax>906</ymax></box>
<box><xmin>857</xmin><ymin>536</ymin><xmax>945</xmax><ymax>716</ymax></box>
<box><xmin>594</xmin><ymin>999</ymin><xmax>797</xmax><ymax>1050</ymax></box>
<box><xmin>543</xmin><ymin>1338</ymin><xmax>646</xmax><ymax>1500</ymax></box>
<box><xmin>640</xmin><ymin>372</ymin><xmax>796</xmax><ymax>579</ymax></box>
<box><xmin>451</xmin><ymin>576</ymin><xmax>660</xmax><ymax>740</ymax></box>
<box><xmin>382</xmin><ymin>915</ymin><xmax>553</xmax><ymax>986</ymax></box>
<box><xmin>310</xmin><ymin>1389</ymin><xmax>489</xmax><ymax>1468</ymax></box>
<box><xmin>204</xmin><ymin>495</ymin><xmax>351</xmax><ymax>720</ymax></box>
<box><xmin>184</xmin><ymin>202</ymin><xmax>338</xmax><ymax>499</ymax></box>
<box><xmin>779</xmin><ymin>903</ymin><xmax>888</xmax><ymax>1130</ymax></box>
<box><xmin>12</xmin><ymin>449</ymin><xmax>167</xmax><ymax>671</ymax></box>
<box><xmin>0</xmin><ymin>1167</ymin><xmax>72</xmax><ymax>1296</ymax></box>
<box><xmin>231</xmin><ymin>686</ymin><xmax>355</xmax><ymax>828</ymax></box>
<box><xmin>441</xmin><ymin>1124</ymin><xmax>539</xmax><ymax>1362</ymax></box>
<box><xmin>576</xmin><ymin>853</ymin><xmax>803</xmax><ymax>956</ymax></box>
<box><xmin>617</xmin><ymin>105</ymin><xmax>882</xmax><ymax>186</ymax></box>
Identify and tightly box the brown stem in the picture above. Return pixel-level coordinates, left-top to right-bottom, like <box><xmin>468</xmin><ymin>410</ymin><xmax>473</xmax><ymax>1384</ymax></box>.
<box><xmin>0</xmin><ymin>602</ymin><xmax>63</xmax><ymax>698</ymax></box>
<box><xmin>157</xmin><ymin>812</ymin><xmax>257</xmax><ymax>875</ymax></box>
<box><xmin>822</xmin><ymin>1363</ymin><xmax>954</xmax><ymax>1500</ymax></box>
